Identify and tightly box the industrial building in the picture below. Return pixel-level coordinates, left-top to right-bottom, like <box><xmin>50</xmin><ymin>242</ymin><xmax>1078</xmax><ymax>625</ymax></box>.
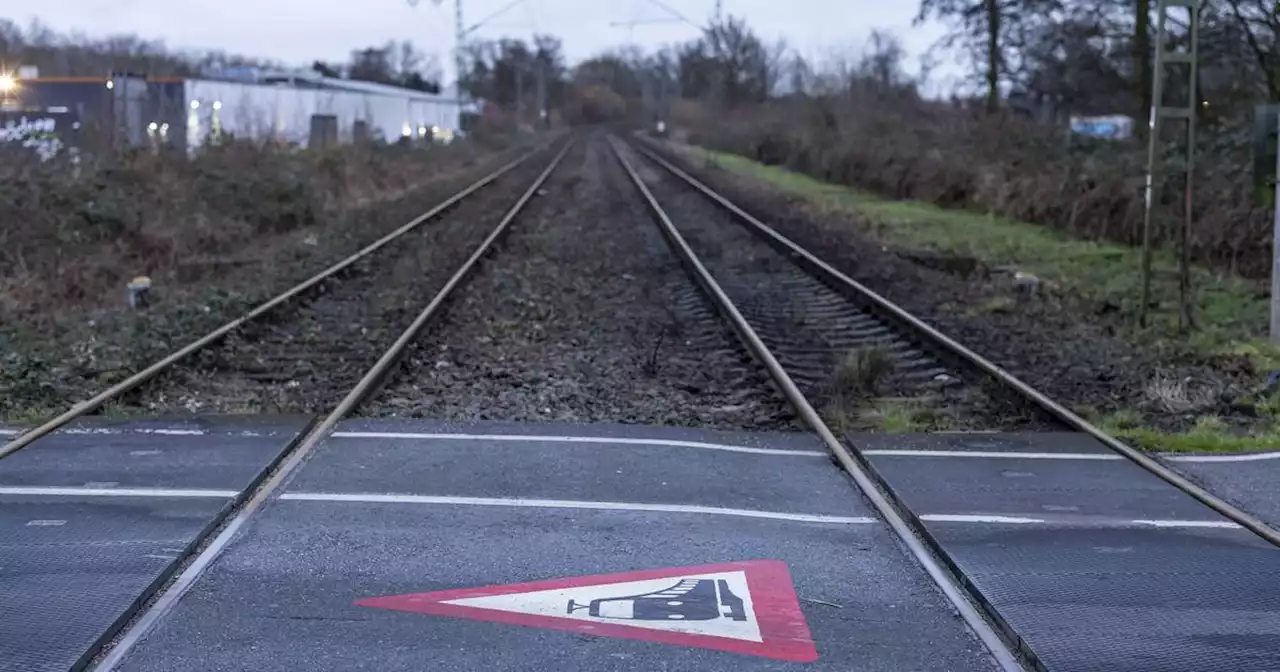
<box><xmin>0</xmin><ymin>66</ymin><xmax>467</xmax><ymax>155</ymax></box>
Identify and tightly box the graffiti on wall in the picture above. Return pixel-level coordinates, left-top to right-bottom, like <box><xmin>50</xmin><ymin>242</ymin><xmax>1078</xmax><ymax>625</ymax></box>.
<box><xmin>0</xmin><ymin>114</ymin><xmax>73</xmax><ymax>160</ymax></box>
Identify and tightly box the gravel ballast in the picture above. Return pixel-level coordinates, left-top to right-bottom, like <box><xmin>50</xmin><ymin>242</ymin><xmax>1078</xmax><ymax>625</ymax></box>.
<box><xmin>362</xmin><ymin>133</ymin><xmax>793</xmax><ymax>430</ymax></box>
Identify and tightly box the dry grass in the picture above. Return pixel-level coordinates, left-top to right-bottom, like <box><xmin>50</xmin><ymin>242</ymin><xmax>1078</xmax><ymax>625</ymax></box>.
<box><xmin>830</xmin><ymin>345</ymin><xmax>895</xmax><ymax>400</ymax></box>
<box><xmin>0</xmin><ymin>140</ymin><xmax>485</xmax><ymax>326</ymax></box>
<box><xmin>1143</xmin><ymin>374</ymin><xmax>1222</xmax><ymax>415</ymax></box>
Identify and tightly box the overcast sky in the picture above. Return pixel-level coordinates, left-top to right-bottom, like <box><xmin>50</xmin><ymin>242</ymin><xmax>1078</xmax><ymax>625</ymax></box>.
<box><xmin>11</xmin><ymin>0</ymin><xmax>960</xmax><ymax>90</ymax></box>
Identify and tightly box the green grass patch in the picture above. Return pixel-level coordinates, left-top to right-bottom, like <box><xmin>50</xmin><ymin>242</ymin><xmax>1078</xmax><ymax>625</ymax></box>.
<box><xmin>1099</xmin><ymin>415</ymin><xmax>1280</xmax><ymax>453</ymax></box>
<box><xmin>690</xmin><ymin>146</ymin><xmax>1274</xmax><ymax>369</ymax></box>
<box><xmin>682</xmin><ymin>144</ymin><xmax>1280</xmax><ymax>453</ymax></box>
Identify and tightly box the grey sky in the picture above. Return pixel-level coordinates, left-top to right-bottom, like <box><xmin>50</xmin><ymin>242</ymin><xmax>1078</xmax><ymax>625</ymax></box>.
<box><xmin>15</xmin><ymin>1</ymin><xmax>957</xmax><ymax>89</ymax></box>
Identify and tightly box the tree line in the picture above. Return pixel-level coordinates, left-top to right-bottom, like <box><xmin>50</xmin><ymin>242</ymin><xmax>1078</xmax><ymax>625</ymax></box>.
<box><xmin>0</xmin><ymin>18</ymin><xmax>443</xmax><ymax>93</ymax></box>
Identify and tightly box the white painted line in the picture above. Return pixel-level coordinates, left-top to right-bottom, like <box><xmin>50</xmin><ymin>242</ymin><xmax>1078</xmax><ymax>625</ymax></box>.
<box><xmin>331</xmin><ymin>431</ymin><xmax>827</xmax><ymax>457</ymax></box>
<box><xmin>865</xmin><ymin>448</ymin><xmax>1280</xmax><ymax>464</ymax></box>
<box><xmin>60</xmin><ymin>428</ymin><xmax>208</xmax><ymax>436</ymax></box>
<box><xmin>1130</xmin><ymin>519</ymin><xmax>1241</xmax><ymax>529</ymax></box>
<box><xmin>279</xmin><ymin>492</ymin><xmax>872</xmax><ymax>524</ymax></box>
<box><xmin>0</xmin><ymin>486</ymin><xmax>238</xmax><ymax>498</ymax></box>
<box><xmin>865</xmin><ymin>449</ymin><xmax>1121</xmax><ymax>461</ymax></box>
<box><xmin>920</xmin><ymin>514</ymin><xmax>1045</xmax><ymax>524</ymax></box>
<box><xmin>0</xmin><ymin>427</ymin><xmax>223</xmax><ymax>438</ymax></box>
<box><xmin>26</xmin><ymin>519</ymin><xmax>67</xmax><ymax>526</ymax></box>
<box><xmin>1165</xmin><ymin>452</ymin><xmax>1280</xmax><ymax>463</ymax></box>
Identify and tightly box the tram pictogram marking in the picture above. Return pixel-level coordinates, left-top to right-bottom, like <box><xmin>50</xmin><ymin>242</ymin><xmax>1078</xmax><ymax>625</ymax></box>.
<box><xmin>355</xmin><ymin>559</ymin><xmax>817</xmax><ymax>661</ymax></box>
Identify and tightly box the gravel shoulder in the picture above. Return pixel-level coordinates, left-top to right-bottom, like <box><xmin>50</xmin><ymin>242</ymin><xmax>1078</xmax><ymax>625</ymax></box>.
<box><xmin>361</xmin><ymin>133</ymin><xmax>793</xmax><ymax>430</ymax></box>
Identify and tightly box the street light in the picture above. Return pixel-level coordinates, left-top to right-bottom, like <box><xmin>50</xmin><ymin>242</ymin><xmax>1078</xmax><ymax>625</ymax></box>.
<box><xmin>0</xmin><ymin>75</ymin><xmax>16</xmax><ymax>93</ymax></box>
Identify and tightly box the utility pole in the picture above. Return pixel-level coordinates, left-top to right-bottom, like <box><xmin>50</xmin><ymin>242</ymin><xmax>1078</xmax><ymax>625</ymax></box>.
<box><xmin>1273</xmin><ymin>111</ymin><xmax>1280</xmax><ymax>343</ymax></box>
<box><xmin>535</xmin><ymin>59</ymin><xmax>547</xmax><ymax>129</ymax></box>
<box><xmin>455</xmin><ymin>0</ymin><xmax>465</xmax><ymax>102</ymax></box>
<box><xmin>515</xmin><ymin>63</ymin><xmax>524</xmax><ymax>131</ymax></box>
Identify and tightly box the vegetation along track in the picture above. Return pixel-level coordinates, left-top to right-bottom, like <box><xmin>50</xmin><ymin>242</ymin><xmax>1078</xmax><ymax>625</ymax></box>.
<box><xmin>608</xmin><ymin>137</ymin><xmax>1050</xmax><ymax>434</ymax></box>
<box><xmin>0</xmin><ymin>136</ymin><xmax>569</xmax><ymax>459</ymax></box>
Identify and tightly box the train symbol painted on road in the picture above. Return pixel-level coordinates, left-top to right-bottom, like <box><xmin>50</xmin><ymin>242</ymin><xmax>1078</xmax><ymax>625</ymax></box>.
<box><xmin>567</xmin><ymin>577</ymin><xmax>747</xmax><ymax>622</ymax></box>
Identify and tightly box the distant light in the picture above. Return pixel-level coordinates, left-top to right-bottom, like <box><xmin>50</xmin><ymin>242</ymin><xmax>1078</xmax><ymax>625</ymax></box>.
<box><xmin>401</xmin><ymin>123</ymin><xmax>412</xmax><ymax>137</ymax></box>
<box><xmin>190</xmin><ymin>100</ymin><xmax>200</xmax><ymax>110</ymax></box>
<box><xmin>105</xmin><ymin>80</ymin><xmax>114</xmax><ymax>90</ymax></box>
<box><xmin>0</xmin><ymin>75</ymin><xmax>16</xmax><ymax>93</ymax></box>
<box><xmin>160</xmin><ymin>123</ymin><xmax>169</xmax><ymax>132</ymax></box>
<box><xmin>417</xmin><ymin>125</ymin><xmax>427</xmax><ymax>136</ymax></box>
<box><xmin>212</xmin><ymin>101</ymin><xmax>222</xmax><ymax>110</ymax></box>
<box><xmin>148</xmin><ymin>122</ymin><xmax>159</xmax><ymax>131</ymax></box>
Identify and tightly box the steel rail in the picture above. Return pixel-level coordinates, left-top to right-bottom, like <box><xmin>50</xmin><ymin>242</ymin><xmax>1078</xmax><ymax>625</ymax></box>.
<box><xmin>606</xmin><ymin>137</ymin><xmax>1026</xmax><ymax>672</ymax></box>
<box><xmin>630</xmin><ymin>138</ymin><xmax>1280</xmax><ymax>549</ymax></box>
<box><xmin>91</xmin><ymin>138</ymin><xmax>575</xmax><ymax>672</ymax></box>
<box><xmin>0</xmin><ymin>138</ymin><xmax>557</xmax><ymax>461</ymax></box>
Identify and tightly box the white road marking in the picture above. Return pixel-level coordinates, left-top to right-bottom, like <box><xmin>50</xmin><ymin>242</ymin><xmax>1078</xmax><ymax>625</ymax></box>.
<box><xmin>129</xmin><ymin>450</ymin><xmax>162</xmax><ymax>456</ymax></box>
<box><xmin>331</xmin><ymin>431</ymin><xmax>827</xmax><ymax>457</ymax></box>
<box><xmin>1130</xmin><ymin>519</ymin><xmax>1241</xmax><ymax>529</ymax></box>
<box><xmin>279</xmin><ymin>493</ymin><xmax>873</xmax><ymax>524</ymax></box>
<box><xmin>26</xmin><ymin>519</ymin><xmax>67</xmax><ymax>526</ymax></box>
<box><xmin>142</xmin><ymin>554</ymin><xmax>178</xmax><ymax>560</ymax></box>
<box><xmin>0</xmin><ymin>484</ymin><xmax>1247</xmax><ymax>530</ymax></box>
<box><xmin>864</xmin><ymin>448</ymin><xmax>1280</xmax><ymax>464</ymax></box>
<box><xmin>0</xmin><ymin>486</ymin><xmax>237</xmax><ymax>498</ymax></box>
<box><xmin>865</xmin><ymin>449</ymin><xmax>1121</xmax><ymax>461</ymax></box>
<box><xmin>920</xmin><ymin>514</ymin><xmax>1044</xmax><ymax>524</ymax></box>
<box><xmin>918</xmin><ymin>514</ymin><xmax>1239</xmax><ymax>529</ymax></box>
<box><xmin>1165</xmin><ymin>452</ymin><xmax>1280</xmax><ymax>463</ymax></box>
<box><xmin>0</xmin><ymin>427</ymin><xmax>274</xmax><ymax>438</ymax></box>
<box><xmin>65</xmin><ymin>428</ymin><xmax>207</xmax><ymax>436</ymax></box>
<box><xmin>0</xmin><ymin>427</ymin><xmax>206</xmax><ymax>437</ymax></box>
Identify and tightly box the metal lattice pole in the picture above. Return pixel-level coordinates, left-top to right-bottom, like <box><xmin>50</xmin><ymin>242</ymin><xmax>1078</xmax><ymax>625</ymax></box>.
<box><xmin>1139</xmin><ymin>0</ymin><xmax>1200</xmax><ymax>330</ymax></box>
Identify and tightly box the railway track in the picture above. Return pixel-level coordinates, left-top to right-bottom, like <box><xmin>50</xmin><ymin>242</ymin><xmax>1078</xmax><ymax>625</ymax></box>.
<box><xmin>0</xmin><ymin>135</ymin><xmax>569</xmax><ymax>459</ymax></box>
<box><xmin>7</xmin><ymin>130</ymin><xmax>1280</xmax><ymax>672</ymax></box>
<box><xmin>125</xmin><ymin>148</ymin><xmax>564</xmax><ymax>416</ymax></box>
<box><xmin>605</xmin><ymin>133</ymin><xmax>1280</xmax><ymax>670</ymax></box>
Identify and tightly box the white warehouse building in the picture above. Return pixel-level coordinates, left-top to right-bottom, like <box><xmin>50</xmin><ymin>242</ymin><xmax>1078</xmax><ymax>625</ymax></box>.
<box><xmin>184</xmin><ymin>72</ymin><xmax>463</xmax><ymax>148</ymax></box>
<box><xmin>107</xmin><ymin>68</ymin><xmax>468</xmax><ymax>151</ymax></box>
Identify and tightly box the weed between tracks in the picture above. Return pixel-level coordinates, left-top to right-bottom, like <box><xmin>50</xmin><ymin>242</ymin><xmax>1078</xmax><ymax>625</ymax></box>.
<box><xmin>670</xmin><ymin>141</ymin><xmax>1280</xmax><ymax>453</ymax></box>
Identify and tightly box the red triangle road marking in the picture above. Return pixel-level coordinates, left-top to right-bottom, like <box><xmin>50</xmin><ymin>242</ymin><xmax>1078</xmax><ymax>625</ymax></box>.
<box><xmin>355</xmin><ymin>559</ymin><xmax>817</xmax><ymax>662</ymax></box>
